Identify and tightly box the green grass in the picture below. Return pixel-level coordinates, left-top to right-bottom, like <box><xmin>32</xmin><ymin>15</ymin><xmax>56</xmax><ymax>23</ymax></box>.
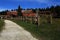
<box><xmin>0</xmin><ymin>19</ymin><xmax>4</xmax><ymax>32</ymax></box>
<box><xmin>11</xmin><ymin>18</ymin><xmax>60</xmax><ymax>40</ymax></box>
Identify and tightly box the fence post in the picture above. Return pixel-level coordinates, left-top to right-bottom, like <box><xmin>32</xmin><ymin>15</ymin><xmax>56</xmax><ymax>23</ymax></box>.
<box><xmin>38</xmin><ymin>16</ymin><xmax>40</xmax><ymax>26</ymax></box>
<box><xmin>26</xmin><ymin>16</ymin><xmax>27</xmax><ymax>22</ymax></box>
<box><xmin>31</xmin><ymin>16</ymin><xmax>33</xmax><ymax>24</ymax></box>
<box><xmin>36</xmin><ymin>9</ymin><xmax>40</xmax><ymax>27</ymax></box>
<box><xmin>0</xmin><ymin>16</ymin><xmax>2</xmax><ymax>20</ymax></box>
<box><xmin>50</xmin><ymin>14</ymin><xmax>52</xmax><ymax>24</ymax></box>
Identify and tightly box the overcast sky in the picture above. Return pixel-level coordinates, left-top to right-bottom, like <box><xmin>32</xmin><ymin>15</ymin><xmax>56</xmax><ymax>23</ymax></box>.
<box><xmin>0</xmin><ymin>0</ymin><xmax>60</xmax><ymax>11</ymax></box>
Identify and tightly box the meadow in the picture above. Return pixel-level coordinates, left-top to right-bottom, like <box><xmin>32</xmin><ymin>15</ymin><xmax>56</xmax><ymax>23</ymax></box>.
<box><xmin>11</xmin><ymin>18</ymin><xmax>60</xmax><ymax>40</ymax></box>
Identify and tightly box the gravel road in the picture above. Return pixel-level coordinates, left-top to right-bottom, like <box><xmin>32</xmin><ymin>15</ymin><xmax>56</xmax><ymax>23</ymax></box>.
<box><xmin>0</xmin><ymin>20</ymin><xmax>38</xmax><ymax>40</ymax></box>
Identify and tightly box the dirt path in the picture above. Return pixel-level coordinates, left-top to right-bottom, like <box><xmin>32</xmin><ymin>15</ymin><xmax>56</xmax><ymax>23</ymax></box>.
<box><xmin>0</xmin><ymin>20</ymin><xmax>38</xmax><ymax>40</ymax></box>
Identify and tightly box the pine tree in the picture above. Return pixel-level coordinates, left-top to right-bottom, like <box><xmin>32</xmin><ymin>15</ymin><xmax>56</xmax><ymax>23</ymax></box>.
<box><xmin>17</xmin><ymin>5</ymin><xmax>22</xmax><ymax>16</ymax></box>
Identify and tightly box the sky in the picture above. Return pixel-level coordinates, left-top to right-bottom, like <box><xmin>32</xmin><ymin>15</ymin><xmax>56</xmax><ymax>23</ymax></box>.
<box><xmin>0</xmin><ymin>0</ymin><xmax>60</xmax><ymax>11</ymax></box>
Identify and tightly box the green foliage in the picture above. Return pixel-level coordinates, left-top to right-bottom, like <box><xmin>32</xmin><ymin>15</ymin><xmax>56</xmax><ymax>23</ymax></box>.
<box><xmin>0</xmin><ymin>10</ymin><xmax>8</xmax><ymax>15</ymax></box>
<box><xmin>50</xmin><ymin>6</ymin><xmax>60</xmax><ymax>17</ymax></box>
<box><xmin>0</xmin><ymin>20</ymin><xmax>4</xmax><ymax>32</ymax></box>
<box><xmin>54</xmin><ymin>6</ymin><xmax>60</xmax><ymax>17</ymax></box>
<box><xmin>17</xmin><ymin>5</ymin><xmax>22</xmax><ymax>16</ymax></box>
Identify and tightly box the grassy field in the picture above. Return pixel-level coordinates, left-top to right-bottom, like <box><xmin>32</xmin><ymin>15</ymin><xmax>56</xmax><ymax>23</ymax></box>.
<box><xmin>0</xmin><ymin>19</ymin><xmax>4</xmax><ymax>32</ymax></box>
<box><xmin>11</xmin><ymin>18</ymin><xmax>60</xmax><ymax>40</ymax></box>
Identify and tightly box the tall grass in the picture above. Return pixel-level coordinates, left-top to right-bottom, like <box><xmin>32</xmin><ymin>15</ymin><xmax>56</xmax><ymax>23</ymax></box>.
<box><xmin>11</xmin><ymin>18</ymin><xmax>60</xmax><ymax>40</ymax></box>
<box><xmin>0</xmin><ymin>19</ymin><xmax>4</xmax><ymax>32</ymax></box>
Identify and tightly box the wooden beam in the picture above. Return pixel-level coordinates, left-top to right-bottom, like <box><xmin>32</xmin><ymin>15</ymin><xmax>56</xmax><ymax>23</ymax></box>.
<box><xmin>36</xmin><ymin>9</ymin><xmax>40</xmax><ymax>26</ymax></box>
<box><xmin>50</xmin><ymin>14</ymin><xmax>52</xmax><ymax>24</ymax></box>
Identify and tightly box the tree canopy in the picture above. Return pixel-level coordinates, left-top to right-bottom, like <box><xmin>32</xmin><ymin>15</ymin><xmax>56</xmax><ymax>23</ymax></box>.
<box><xmin>17</xmin><ymin>5</ymin><xmax>22</xmax><ymax>16</ymax></box>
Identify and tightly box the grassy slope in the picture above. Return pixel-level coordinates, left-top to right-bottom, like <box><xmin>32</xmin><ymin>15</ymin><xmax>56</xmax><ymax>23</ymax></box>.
<box><xmin>11</xmin><ymin>19</ymin><xmax>60</xmax><ymax>40</ymax></box>
<box><xmin>0</xmin><ymin>19</ymin><xmax>4</xmax><ymax>32</ymax></box>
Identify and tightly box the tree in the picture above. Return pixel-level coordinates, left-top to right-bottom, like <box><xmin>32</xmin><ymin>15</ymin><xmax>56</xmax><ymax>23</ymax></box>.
<box><xmin>49</xmin><ymin>5</ymin><xmax>60</xmax><ymax>18</ymax></box>
<box><xmin>0</xmin><ymin>10</ymin><xmax>9</xmax><ymax>15</ymax></box>
<box><xmin>17</xmin><ymin>5</ymin><xmax>22</xmax><ymax>16</ymax></box>
<box><xmin>11</xmin><ymin>9</ymin><xmax>14</xmax><ymax>11</ymax></box>
<box><xmin>50</xmin><ymin>6</ymin><xmax>55</xmax><ymax>12</ymax></box>
<box><xmin>32</xmin><ymin>9</ymin><xmax>36</xmax><ymax>13</ymax></box>
<box><xmin>55</xmin><ymin>6</ymin><xmax>60</xmax><ymax>17</ymax></box>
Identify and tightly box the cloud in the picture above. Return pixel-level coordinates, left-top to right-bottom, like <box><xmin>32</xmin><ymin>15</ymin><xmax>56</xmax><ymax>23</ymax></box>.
<box><xmin>0</xmin><ymin>8</ymin><xmax>6</xmax><ymax>11</ymax></box>
<box><xmin>0</xmin><ymin>8</ymin><xmax>11</xmax><ymax>12</ymax></box>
